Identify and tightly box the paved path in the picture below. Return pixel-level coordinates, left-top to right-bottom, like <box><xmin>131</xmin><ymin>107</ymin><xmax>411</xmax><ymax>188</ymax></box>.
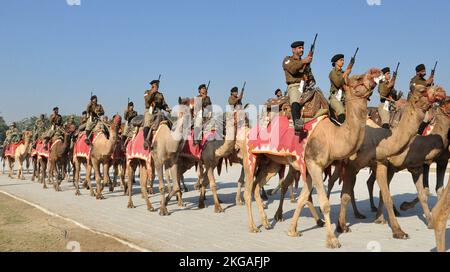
<box><xmin>0</xmin><ymin>165</ymin><xmax>448</xmax><ymax>252</ymax></box>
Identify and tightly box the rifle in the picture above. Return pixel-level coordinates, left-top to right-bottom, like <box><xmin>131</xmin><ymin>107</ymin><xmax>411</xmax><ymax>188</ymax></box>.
<box><xmin>303</xmin><ymin>33</ymin><xmax>318</xmax><ymax>81</ymax></box>
<box><xmin>348</xmin><ymin>47</ymin><xmax>359</xmax><ymax>69</ymax></box>
<box><xmin>431</xmin><ymin>61</ymin><xmax>438</xmax><ymax>77</ymax></box>
<box><xmin>393</xmin><ymin>62</ymin><xmax>400</xmax><ymax>79</ymax></box>
<box><xmin>241</xmin><ymin>81</ymin><xmax>246</xmax><ymax>93</ymax></box>
<box><xmin>206</xmin><ymin>80</ymin><xmax>211</xmax><ymax>91</ymax></box>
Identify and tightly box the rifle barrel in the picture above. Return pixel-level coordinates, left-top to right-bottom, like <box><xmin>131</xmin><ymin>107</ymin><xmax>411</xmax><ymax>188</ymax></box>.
<box><xmin>353</xmin><ymin>47</ymin><xmax>359</xmax><ymax>59</ymax></box>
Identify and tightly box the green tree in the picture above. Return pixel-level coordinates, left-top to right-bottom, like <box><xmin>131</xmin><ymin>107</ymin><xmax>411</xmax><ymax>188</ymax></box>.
<box><xmin>0</xmin><ymin>116</ymin><xmax>8</xmax><ymax>144</ymax></box>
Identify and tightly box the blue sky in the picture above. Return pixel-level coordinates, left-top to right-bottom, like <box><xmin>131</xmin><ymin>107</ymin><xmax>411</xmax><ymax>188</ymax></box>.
<box><xmin>0</xmin><ymin>0</ymin><xmax>449</xmax><ymax>122</ymax></box>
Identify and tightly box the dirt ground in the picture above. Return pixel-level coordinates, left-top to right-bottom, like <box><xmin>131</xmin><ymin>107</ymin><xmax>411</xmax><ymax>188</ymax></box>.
<box><xmin>0</xmin><ymin>193</ymin><xmax>137</xmax><ymax>252</ymax></box>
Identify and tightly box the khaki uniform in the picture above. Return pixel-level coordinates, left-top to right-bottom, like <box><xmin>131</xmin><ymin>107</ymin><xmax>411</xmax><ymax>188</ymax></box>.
<box><xmin>4</xmin><ymin>127</ymin><xmax>21</xmax><ymax>146</ymax></box>
<box><xmin>377</xmin><ymin>80</ymin><xmax>395</xmax><ymax>125</ymax></box>
<box><xmin>45</xmin><ymin>113</ymin><xmax>63</xmax><ymax>140</ymax></box>
<box><xmin>228</xmin><ymin>95</ymin><xmax>242</xmax><ymax>109</ymax></box>
<box><xmin>283</xmin><ymin>56</ymin><xmax>307</xmax><ymax>105</ymax></box>
<box><xmin>33</xmin><ymin>118</ymin><xmax>47</xmax><ymax>141</ymax></box>
<box><xmin>409</xmin><ymin>75</ymin><xmax>430</xmax><ymax>92</ymax></box>
<box><xmin>144</xmin><ymin>90</ymin><xmax>170</xmax><ymax>130</ymax></box>
<box><xmin>329</xmin><ymin>67</ymin><xmax>346</xmax><ymax>116</ymax></box>
<box><xmin>123</xmin><ymin>109</ymin><xmax>138</xmax><ymax>139</ymax></box>
<box><xmin>85</xmin><ymin>102</ymin><xmax>105</xmax><ymax>132</ymax></box>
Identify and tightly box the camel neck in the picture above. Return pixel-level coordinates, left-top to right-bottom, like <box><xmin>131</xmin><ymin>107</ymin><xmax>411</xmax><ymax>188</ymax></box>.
<box><xmin>430</xmin><ymin>112</ymin><xmax>450</xmax><ymax>147</ymax></box>
<box><xmin>334</xmin><ymin>95</ymin><xmax>367</xmax><ymax>159</ymax></box>
<box><xmin>376</xmin><ymin>101</ymin><xmax>426</xmax><ymax>158</ymax></box>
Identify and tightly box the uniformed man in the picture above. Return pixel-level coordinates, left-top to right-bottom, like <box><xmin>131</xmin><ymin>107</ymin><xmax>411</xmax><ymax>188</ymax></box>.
<box><xmin>123</xmin><ymin>101</ymin><xmax>138</xmax><ymax>141</ymax></box>
<box><xmin>378</xmin><ymin>67</ymin><xmax>402</xmax><ymax>128</ymax></box>
<box><xmin>64</xmin><ymin>115</ymin><xmax>77</xmax><ymax>131</ymax></box>
<box><xmin>44</xmin><ymin>107</ymin><xmax>63</xmax><ymax>148</ymax></box>
<box><xmin>80</xmin><ymin>111</ymin><xmax>88</xmax><ymax>125</ymax></box>
<box><xmin>143</xmin><ymin>80</ymin><xmax>171</xmax><ymax>149</ymax></box>
<box><xmin>329</xmin><ymin>54</ymin><xmax>353</xmax><ymax>124</ymax></box>
<box><xmin>32</xmin><ymin>114</ymin><xmax>47</xmax><ymax>143</ymax></box>
<box><xmin>283</xmin><ymin>41</ymin><xmax>315</xmax><ymax>133</ymax></box>
<box><xmin>410</xmin><ymin>64</ymin><xmax>434</xmax><ymax>92</ymax></box>
<box><xmin>193</xmin><ymin>84</ymin><xmax>213</xmax><ymax>145</ymax></box>
<box><xmin>4</xmin><ymin>123</ymin><xmax>21</xmax><ymax>147</ymax></box>
<box><xmin>84</xmin><ymin>95</ymin><xmax>105</xmax><ymax>145</ymax></box>
<box><xmin>197</xmin><ymin>84</ymin><xmax>213</xmax><ymax>115</ymax></box>
<box><xmin>228</xmin><ymin>87</ymin><xmax>244</xmax><ymax>109</ymax></box>
<box><xmin>275</xmin><ymin>89</ymin><xmax>283</xmax><ymax>98</ymax></box>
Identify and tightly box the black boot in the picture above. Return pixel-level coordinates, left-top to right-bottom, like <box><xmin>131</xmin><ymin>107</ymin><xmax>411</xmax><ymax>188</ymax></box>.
<box><xmin>143</xmin><ymin>127</ymin><xmax>150</xmax><ymax>150</ymax></box>
<box><xmin>84</xmin><ymin>130</ymin><xmax>92</xmax><ymax>146</ymax></box>
<box><xmin>381</xmin><ymin>123</ymin><xmax>390</xmax><ymax>129</ymax></box>
<box><xmin>291</xmin><ymin>102</ymin><xmax>304</xmax><ymax>133</ymax></box>
<box><xmin>337</xmin><ymin>114</ymin><xmax>346</xmax><ymax>124</ymax></box>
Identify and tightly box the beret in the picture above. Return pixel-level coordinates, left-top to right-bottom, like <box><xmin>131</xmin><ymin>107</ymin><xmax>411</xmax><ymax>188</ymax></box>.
<box><xmin>128</xmin><ymin>101</ymin><xmax>134</xmax><ymax>107</ymax></box>
<box><xmin>150</xmin><ymin>80</ymin><xmax>160</xmax><ymax>85</ymax></box>
<box><xmin>82</xmin><ymin>111</ymin><xmax>87</xmax><ymax>115</ymax></box>
<box><xmin>230</xmin><ymin>87</ymin><xmax>239</xmax><ymax>93</ymax></box>
<box><xmin>291</xmin><ymin>41</ymin><xmax>304</xmax><ymax>48</ymax></box>
<box><xmin>381</xmin><ymin>67</ymin><xmax>390</xmax><ymax>74</ymax></box>
<box><xmin>331</xmin><ymin>54</ymin><xmax>344</xmax><ymax>63</ymax></box>
<box><xmin>53</xmin><ymin>107</ymin><xmax>59</xmax><ymax>111</ymax></box>
<box><xmin>91</xmin><ymin>95</ymin><xmax>97</xmax><ymax>100</ymax></box>
<box><xmin>275</xmin><ymin>89</ymin><xmax>282</xmax><ymax>95</ymax></box>
<box><xmin>198</xmin><ymin>84</ymin><xmax>207</xmax><ymax>90</ymax></box>
<box><xmin>416</xmin><ymin>64</ymin><xmax>426</xmax><ymax>72</ymax></box>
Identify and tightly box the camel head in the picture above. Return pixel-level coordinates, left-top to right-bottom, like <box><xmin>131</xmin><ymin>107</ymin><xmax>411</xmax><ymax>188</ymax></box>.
<box><xmin>111</xmin><ymin>114</ymin><xmax>122</xmax><ymax>128</ymax></box>
<box><xmin>343</xmin><ymin>68</ymin><xmax>381</xmax><ymax>99</ymax></box>
<box><xmin>22</xmin><ymin>131</ymin><xmax>33</xmax><ymax>141</ymax></box>
<box><xmin>411</xmin><ymin>86</ymin><xmax>447</xmax><ymax>112</ymax></box>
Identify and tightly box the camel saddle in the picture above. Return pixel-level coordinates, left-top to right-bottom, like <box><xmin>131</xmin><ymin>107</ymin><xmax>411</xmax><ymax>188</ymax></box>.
<box><xmin>4</xmin><ymin>141</ymin><xmax>24</xmax><ymax>157</ymax></box>
<box><xmin>300</xmin><ymin>88</ymin><xmax>329</xmax><ymax>120</ymax></box>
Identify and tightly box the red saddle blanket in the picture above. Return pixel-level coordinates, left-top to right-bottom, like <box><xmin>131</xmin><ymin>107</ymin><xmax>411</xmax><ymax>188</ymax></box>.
<box><xmin>246</xmin><ymin>115</ymin><xmax>326</xmax><ymax>181</ymax></box>
<box><xmin>112</xmin><ymin>138</ymin><xmax>125</xmax><ymax>161</ymax></box>
<box><xmin>181</xmin><ymin>130</ymin><xmax>217</xmax><ymax>160</ymax></box>
<box><xmin>4</xmin><ymin>141</ymin><xmax>24</xmax><ymax>158</ymax></box>
<box><xmin>33</xmin><ymin>139</ymin><xmax>62</xmax><ymax>158</ymax></box>
<box><xmin>73</xmin><ymin>132</ymin><xmax>99</xmax><ymax>162</ymax></box>
<box><xmin>126</xmin><ymin>129</ymin><xmax>152</xmax><ymax>167</ymax></box>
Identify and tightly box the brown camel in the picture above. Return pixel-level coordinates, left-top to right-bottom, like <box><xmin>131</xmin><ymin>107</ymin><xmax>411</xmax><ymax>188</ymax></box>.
<box><xmin>331</xmin><ymin>86</ymin><xmax>445</xmax><ymax>237</ymax></box>
<box><xmin>241</xmin><ymin>69</ymin><xmax>381</xmax><ymax>248</ymax></box>
<box><xmin>367</xmin><ymin>98</ymin><xmax>448</xmax><ymax>231</ymax></box>
<box><xmin>47</xmin><ymin>130</ymin><xmax>75</xmax><ymax>192</ymax></box>
<box><xmin>89</xmin><ymin>115</ymin><xmax>122</xmax><ymax>199</ymax></box>
<box><xmin>127</xmin><ymin>102</ymin><xmax>190</xmax><ymax>215</ymax></box>
<box><xmin>5</xmin><ymin>131</ymin><xmax>33</xmax><ymax>180</ymax></box>
<box><xmin>432</xmin><ymin>174</ymin><xmax>449</xmax><ymax>252</ymax></box>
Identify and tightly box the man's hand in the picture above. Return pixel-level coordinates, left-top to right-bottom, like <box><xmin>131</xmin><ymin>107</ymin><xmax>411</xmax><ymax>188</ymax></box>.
<box><xmin>302</xmin><ymin>55</ymin><xmax>313</xmax><ymax>65</ymax></box>
<box><xmin>426</xmin><ymin>75</ymin><xmax>434</xmax><ymax>86</ymax></box>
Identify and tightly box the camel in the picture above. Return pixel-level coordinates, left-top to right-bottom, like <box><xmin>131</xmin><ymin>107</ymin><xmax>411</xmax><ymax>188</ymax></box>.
<box><xmin>432</xmin><ymin>174</ymin><xmax>449</xmax><ymax>252</ymax></box>
<box><xmin>241</xmin><ymin>69</ymin><xmax>382</xmax><ymax>248</ymax></box>
<box><xmin>47</xmin><ymin>129</ymin><xmax>75</xmax><ymax>192</ymax></box>
<box><xmin>89</xmin><ymin>115</ymin><xmax>122</xmax><ymax>199</ymax></box>
<box><xmin>127</xmin><ymin>101</ymin><xmax>190</xmax><ymax>215</ymax></box>
<box><xmin>366</xmin><ymin>97</ymin><xmax>449</xmax><ymax>231</ymax></box>
<box><xmin>328</xmin><ymin>86</ymin><xmax>445</xmax><ymax>232</ymax></box>
<box><xmin>5</xmin><ymin>131</ymin><xmax>33</xmax><ymax>180</ymax></box>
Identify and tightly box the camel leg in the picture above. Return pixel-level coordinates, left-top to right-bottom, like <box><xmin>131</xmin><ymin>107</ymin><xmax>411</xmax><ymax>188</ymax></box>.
<box><xmin>198</xmin><ymin>171</ymin><xmax>208</xmax><ymax>209</ymax></box>
<box><xmin>235</xmin><ymin>167</ymin><xmax>245</xmax><ymax>206</ymax></box>
<box><xmin>92</xmin><ymin>160</ymin><xmax>103</xmax><ymax>199</ymax></box>
<box><xmin>337</xmin><ymin>166</ymin><xmax>357</xmax><ymax>233</ymax></box>
<box><xmin>274</xmin><ymin>169</ymin><xmax>294</xmax><ymax>222</ymax></box>
<box><xmin>410</xmin><ymin>168</ymin><xmax>432</xmax><ymax>228</ymax></box>
<box><xmin>156</xmin><ymin>162</ymin><xmax>169</xmax><ymax>216</ymax></box>
<box><xmin>375</xmin><ymin>162</ymin><xmax>408</xmax><ymax>239</ymax></box>
<box><xmin>327</xmin><ymin>167</ymin><xmax>340</xmax><ymax>199</ymax></box>
<box><xmin>206</xmin><ymin>165</ymin><xmax>223</xmax><ymax>213</ymax></box>
<box><xmin>41</xmin><ymin>159</ymin><xmax>48</xmax><ymax>189</ymax></box>
<box><xmin>287</xmin><ymin>173</ymin><xmax>313</xmax><ymax>238</ymax></box>
<box><xmin>127</xmin><ymin>163</ymin><xmax>136</xmax><ymax>208</ymax></box>
<box><xmin>366</xmin><ymin>169</ymin><xmax>378</xmax><ymax>212</ymax></box>
<box><xmin>139</xmin><ymin>162</ymin><xmax>154</xmax><ymax>211</ymax></box>
<box><xmin>435</xmin><ymin>159</ymin><xmax>447</xmax><ymax>199</ymax></box>
<box><xmin>350</xmin><ymin>178</ymin><xmax>366</xmax><ymax>219</ymax></box>
<box><xmin>254</xmin><ymin>182</ymin><xmax>271</xmax><ymax>229</ymax></box>
<box><xmin>8</xmin><ymin>158</ymin><xmax>14</xmax><ymax>178</ymax></box>
<box><xmin>306</xmin><ymin>193</ymin><xmax>325</xmax><ymax>227</ymax></box>
<box><xmin>244</xmin><ymin>176</ymin><xmax>260</xmax><ymax>233</ymax></box>
<box><xmin>16</xmin><ymin>157</ymin><xmax>23</xmax><ymax>180</ymax></box>
<box><xmin>431</xmin><ymin>179</ymin><xmax>449</xmax><ymax>252</ymax></box>
<box><xmin>74</xmin><ymin>159</ymin><xmax>81</xmax><ymax>196</ymax></box>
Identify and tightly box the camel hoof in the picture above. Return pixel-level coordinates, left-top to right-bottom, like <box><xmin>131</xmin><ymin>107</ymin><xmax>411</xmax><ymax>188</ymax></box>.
<box><xmin>287</xmin><ymin>230</ymin><xmax>302</xmax><ymax>237</ymax></box>
<box><xmin>290</xmin><ymin>199</ymin><xmax>297</xmax><ymax>204</ymax></box>
<box><xmin>127</xmin><ymin>202</ymin><xmax>136</xmax><ymax>209</ymax></box>
<box><xmin>354</xmin><ymin>213</ymin><xmax>366</xmax><ymax>220</ymax></box>
<box><xmin>43</xmin><ymin>185</ymin><xmax>47</xmax><ymax>189</ymax></box>
<box><xmin>109</xmin><ymin>187</ymin><xmax>114</xmax><ymax>193</ymax></box>
<box><xmin>374</xmin><ymin>217</ymin><xmax>386</xmax><ymax>225</ymax></box>
<box><xmin>274</xmin><ymin>211</ymin><xmax>284</xmax><ymax>222</ymax></box>
<box><xmin>75</xmin><ymin>190</ymin><xmax>81</xmax><ymax>196</ymax></box>
<box><xmin>159</xmin><ymin>207</ymin><xmax>169</xmax><ymax>216</ymax></box>
<box><xmin>148</xmin><ymin>206</ymin><xmax>155</xmax><ymax>212</ymax></box>
<box><xmin>326</xmin><ymin>238</ymin><xmax>342</xmax><ymax>249</ymax></box>
<box><xmin>236</xmin><ymin>200</ymin><xmax>244</xmax><ymax>206</ymax></box>
<box><xmin>198</xmin><ymin>202</ymin><xmax>206</xmax><ymax>209</ymax></box>
<box><xmin>316</xmin><ymin>219</ymin><xmax>325</xmax><ymax>227</ymax></box>
<box><xmin>393</xmin><ymin>231</ymin><xmax>409</xmax><ymax>240</ymax></box>
<box><xmin>263</xmin><ymin>222</ymin><xmax>272</xmax><ymax>230</ymax></box>
<box><xmin>249</xmin><ymin>226</ymin><xmax>261</xmax><ymax>233</ymax></box>
<box><xmin>263</xmin><ymin>203</ymin><xmax>268</xmax><ymax>210</ymax></box>
<box><xmin>214</xmin><ymin>206</ymin><xmax>224</xmax><ymax>213</ymax></box>
<box><xmin>337</xmin><ymin>224</ymin><xmax>351</xmax><ymax>233</ymax></box>
<box><xmin>96</xmin><ymin>194</ymin><xmax>105</xmax><ymax>200</ymax></box>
